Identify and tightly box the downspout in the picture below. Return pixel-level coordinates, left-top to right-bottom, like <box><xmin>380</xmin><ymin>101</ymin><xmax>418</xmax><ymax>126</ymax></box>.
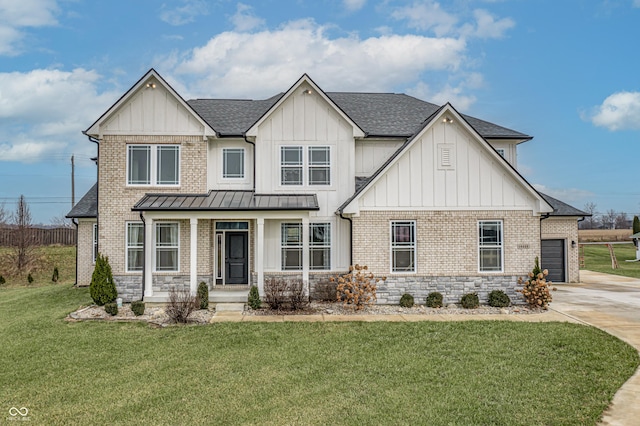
<box><xmin>243</xmin><ymin>135</ymin><xmax>256</xmax><ymax>191</ymax></box>
<box><xmin>339</xmin><ymin>212</ymin><xmax>353</xmax><ymax>266</ymax></box>
<box><xmin>539</xmin><ymin>213</ymin><xmax>550</xmax><ymax>240</ymax></box>
<box><xmin>139</xmin><ymin>212</ymin><xmax>146</xmax><ymax>302</ymax></box>
<box><xmin>72</xmin><ymin>218</ymin><xmax>78</xmax><ymax>287</ymax></box>
<box><xmin>85</xmin><ymin>133</ymin><xmax>100</xmax><ymax>254</ymax></box>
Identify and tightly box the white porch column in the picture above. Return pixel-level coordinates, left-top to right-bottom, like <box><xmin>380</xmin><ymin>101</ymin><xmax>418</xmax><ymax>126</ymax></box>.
<box><xmin>144</xmin><ymin>217</ymin><xmax>153</xmax><ymax>297</ymax></box>
<box><xmin>302</xmin><ymin>216</ymin><xmax>310</xmax><ymax>297</ymax></box>
<box><xmin>256</xmin><ymin>217</ymin><xmax>265</xmax><ymax>297</ymax></box>
<box><xmin>190</xmin><ymin>217</ymin><xmax>198</xmax><ymax>296</ymax></box>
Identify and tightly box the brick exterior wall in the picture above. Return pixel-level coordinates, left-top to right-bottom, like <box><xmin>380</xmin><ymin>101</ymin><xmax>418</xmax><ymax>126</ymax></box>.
<box><xmin>541</xmin><ymin>217</ymin><xmax>580</xmax><ymax>283</ymax></box>
<box><xmin>76</xmin><ymin>219</ymin><xmax>96</xmax><ymax>286</ymax></box>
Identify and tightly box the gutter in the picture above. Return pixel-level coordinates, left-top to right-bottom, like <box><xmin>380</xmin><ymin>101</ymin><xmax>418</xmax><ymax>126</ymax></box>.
<box><xmin>243</xmin><ymin>134</ymin><xmax>256</xmax><ymax>191</ymax></box>
<box><xmin>139</xmin><ymin>212</ymin><xmax>146</xmax><ymax>302</ymax></box>
<box><xmin>539</xmin><ymin>213</ymin><xmax>551</xmax><ymax>241</ymax></box>
<box><xmin>339</xmin><ymin>212</ymin><xmax>353</xmax><ymax>265</ymax></box>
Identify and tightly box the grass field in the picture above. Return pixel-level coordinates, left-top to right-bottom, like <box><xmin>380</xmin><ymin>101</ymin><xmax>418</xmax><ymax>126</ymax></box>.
<box><xmin>1</xmin><ymin>284</ymin><xmax>638</xmax><ymax>425</ymax></box>
<box><xmin>581</xmin><ymin>243</ymin><xmax>640</xmax><ymax>279</ymax></box>
<box><xmin>0</xmin><ymin>245</ymin><xmax>76</xmax><ymax>286</ymax></box>
<box><xmin>579</xmin><ymin>229</ymin><xmax>633</xmax><ymax>242</ymax></box>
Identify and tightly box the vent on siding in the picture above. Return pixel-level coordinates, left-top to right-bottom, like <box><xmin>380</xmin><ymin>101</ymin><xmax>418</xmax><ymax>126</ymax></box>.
<box><xmin>438</xmin><ymin>144</ymin><xmax>455</xmax><ymax>170</ymax></box>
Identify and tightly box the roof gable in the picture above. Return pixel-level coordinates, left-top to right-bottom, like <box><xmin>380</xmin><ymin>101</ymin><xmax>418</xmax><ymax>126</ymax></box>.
<box><xmin>85</xmin><ymin>69</ymin><xmax>216</xmax><ymax>138</ymax></box>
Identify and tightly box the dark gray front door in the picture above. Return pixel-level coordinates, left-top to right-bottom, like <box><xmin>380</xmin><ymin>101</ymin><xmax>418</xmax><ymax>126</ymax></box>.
<box><xmin>541</xmin><ymin>239</ymin><xmax>565</xmax><ymax>283</ymax></box>
<box><xmin>225</xmin><ymin>232</ymin><xmax>248</xmax><ymax>284</ymax></box>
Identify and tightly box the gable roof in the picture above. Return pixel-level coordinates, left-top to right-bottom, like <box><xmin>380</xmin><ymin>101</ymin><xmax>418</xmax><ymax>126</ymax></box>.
<box><xmin>540</xmin><ymin>193</ymin><xmax>590</xmax><ymax>217</ymax></box>
<box><xmin>66</xmin><ymin>183</ymin><xmax>97</xmax><ymax>218</ymax></box>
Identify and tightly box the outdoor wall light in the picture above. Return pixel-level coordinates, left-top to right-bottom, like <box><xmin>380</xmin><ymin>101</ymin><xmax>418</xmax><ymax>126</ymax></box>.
<box><xmin>302</xmin><ymin>89</ymin><xmax>313</xmax><ymax>95</ymax></box>
<box><xmin>571</xmin><ymin>240</ymin><xmax>577</xmax><ymax>248</ymax></box>
<box><xmin>443</xmin><ymin>117</ymin><xmax>453</xmax><ymax>123</ymax></box>
<box><xmin>146</xmin><ymin>82</ymin><xmax>156</xmax><ymax>89</ymax></box>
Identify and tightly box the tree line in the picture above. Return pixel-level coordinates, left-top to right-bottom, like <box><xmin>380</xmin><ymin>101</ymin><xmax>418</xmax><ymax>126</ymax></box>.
<box><xmin>580</xmin><ymin>202</ymin><xmax>639</xmax><ymax>230</ymax></box>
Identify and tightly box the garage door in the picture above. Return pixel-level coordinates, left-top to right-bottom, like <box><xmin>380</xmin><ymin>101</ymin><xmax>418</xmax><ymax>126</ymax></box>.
<box><xmin>541</xmin><ymin>239</ymin><xmax>565</xmax><ymax>282</ymax></box>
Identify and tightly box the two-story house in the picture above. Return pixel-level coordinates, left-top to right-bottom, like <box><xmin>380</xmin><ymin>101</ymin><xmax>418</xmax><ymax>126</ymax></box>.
<box><xmin>67</xmin><ymin>69</ymin><xmax>587</xmax><ymax>304</ymax></box>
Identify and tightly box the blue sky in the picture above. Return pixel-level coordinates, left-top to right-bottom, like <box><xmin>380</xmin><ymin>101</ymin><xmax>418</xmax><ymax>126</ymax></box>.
<box><xmin>0</xmin><ymin>0</ymin><xmax>639</xmax><ymax>224</ymax></box>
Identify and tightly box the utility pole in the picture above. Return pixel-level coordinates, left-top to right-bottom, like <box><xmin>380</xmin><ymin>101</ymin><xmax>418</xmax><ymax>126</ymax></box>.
<box><xmin>71</xmin><ymin>155</ymin><xmax>75</xmax><ymax>207</ymax></box>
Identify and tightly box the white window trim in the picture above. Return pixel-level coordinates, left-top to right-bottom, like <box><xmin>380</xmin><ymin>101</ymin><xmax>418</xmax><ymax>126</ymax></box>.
<box><xmin>92</xmin><ymin>223</ymin><xmax>98</xmax><ymax>264</ymax></box>
<box><xmin>308</xmin><ymin>146</ymin><xmax>331</xmax><ymax>186</ymax></box>
<box><xmin>125</xmin><ymin>222</ymin><xmax>144</xmax><ymax>273</ymax></box>
<box><xmin>310</xmin><ymin>222</ymin><xmax>331</xmax><ymax>271</ymax></box>
<box><xmin>281</xmin><ymin>222</ymin><xmax>303</xmax><ymax>271</ymax></box>
<box><xmin>126</xmin><ymin>144</ymin><xmax>180</xmax><ymax>187</ymax></box>
<box><xmin>390</xmin><ymin>220</ymin><xmax>416</xmax><ymax>274</ymax></box>
<box><xmin>279</xmin><ymin>145</ymin><xmax>331</xmax><ymax>187</ymax></box>
<box><xmin>222</xmin><ymin>147</ymin><xmax>245</xmax><ymax>180</ymax></box>
<box><xmin>478</xmin><ymin>220</ymin><xmax>504</xmax><ymax>273</ymax></box>
<box><xmin>154</xmin><ymin>222</ymin><xmax>180</xmax><ymax>273</ymax></box>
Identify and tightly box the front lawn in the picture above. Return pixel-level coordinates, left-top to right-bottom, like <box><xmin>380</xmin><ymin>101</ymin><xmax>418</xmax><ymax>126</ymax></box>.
<box><xmin>1</xmin><ymin>284</ymin><xmax>638</xmax><ymax>425</ymax></box>
<box><xmin>581</xmin><ymin>243</ymin><xmax>640</xmax><ymax>279</ymax></box>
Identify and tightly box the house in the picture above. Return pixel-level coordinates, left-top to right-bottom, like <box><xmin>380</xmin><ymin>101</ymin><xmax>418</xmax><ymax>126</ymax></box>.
<box><xmin>67</xmin><ymin>69</ymin><xmax>587</xmax><ymax>304</ymax></box>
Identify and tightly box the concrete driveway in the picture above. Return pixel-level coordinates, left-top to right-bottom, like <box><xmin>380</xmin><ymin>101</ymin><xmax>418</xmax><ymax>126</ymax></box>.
<box><xmin>551</xmin><ymin>271</ymin><xmax>640</xmax><ymax>426</ymax></box>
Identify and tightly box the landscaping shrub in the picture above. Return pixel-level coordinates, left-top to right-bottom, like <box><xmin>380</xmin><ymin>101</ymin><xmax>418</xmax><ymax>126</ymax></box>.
<box><xmin>518</xmin><ymin>257</ymin><xmax>556</xmax><ymax>309</ymax></box>
<box><xmin>104</xmin><ymin>302</ymin><xmax>118</xmax><ymax>316</ymax></box>
<box><xmin>264</xmin><ymin>278</ymin><xmax>308</xmax><ymax>311</ymax></box>
<box><xmin>425</xmin><ymin>292</ymin><xmax>443</xmax><ymax>308</ymax></box>
<box><xmin>51</xmin><ymin>267</ymin><xmax>59</xmax><ymax>283</ymax></box>
<box><xmin>460</xmin><ymin>292</ymin><xmax>479</xmax><ymax>309</ymax></box>
<box><xmin>27</xmin><ymin>273</ymin><xmax>33</xmax><ymax>284</ymax></box>
<box><xmin>197</xmin><ymin>281</ymin><xmax>209</xmax><ymax>309</ymax></box>
<box><xmin>331</xmin><ymin>264</ymin><xmax>385</xmax><ymax>311</ymax></box>
<box><xmin>131</xmin><ymin>301</ymin><xmax>145</xmax><ymax>316</ymax></box>
<box><xmin>0</xmin><ymin>275</ymin><xmax>5</xmax><ymax>285</ymax></box>
<box><xmin>248</xmin><ymin>285</ymin><xmax>261</xmax><ymax>310</ymax></box>
<box><xmin>399</xmin><ymin>293</ymin><xmax>414</xmax><ymax>308</ymax></box>
<box><xmin>165</xmin><ymin>288</ymin><xmax>199</xmax><ymax>323</ymax></box>
<box><xmin>488</xmin><ymin>290</ymin><xmax>511</xmax><ymax>307</ymax></box>
<box><xmin>90</xmin><ymin>253</ymin><xmax>117</xmax><ymax>306</ymax></box>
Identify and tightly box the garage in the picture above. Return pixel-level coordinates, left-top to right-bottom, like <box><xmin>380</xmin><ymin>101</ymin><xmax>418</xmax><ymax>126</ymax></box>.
<box><xmin>541</xmin><ymin>239</ymin><xmax>566</xmax><ymax>283</ymax></box>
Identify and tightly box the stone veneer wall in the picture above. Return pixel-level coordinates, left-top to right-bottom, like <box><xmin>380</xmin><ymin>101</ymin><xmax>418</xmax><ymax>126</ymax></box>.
<box><xmin>76</xmin><ymin>219</ymin><xmax>96</xmax><ymax>287</ymax></box>
<box><xmin>541</xmin><ymin>217</ymin><xmax>580</xmax><ymax>283</ymax></box>
<box><xmin>113</xmin><ymin>274</ymin><xmax>213</xmax><ymax>302</ymax></box>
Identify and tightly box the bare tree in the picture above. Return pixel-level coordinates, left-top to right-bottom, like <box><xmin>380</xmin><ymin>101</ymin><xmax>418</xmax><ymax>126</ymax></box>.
<box><xmin>615</xmin><ymin>212</ymin><xmax>629</xmax><ymax>230</ymax></box>
<box><xmin>0</xmin><ymin>202</ymin><xmax>7</xmax><ymax>227</ymax></box>
<box><xmin>604</xmin><ymin>209</ymin><xmax>617</xmax><ymax>229</ymax></box>
<box><xmin>10</xmin><ymin>195</ymin><xmax>36</xmax><ymax>273</ymax></box>
<box><xmin>50</xmin><ymin>215</ymin><xmax>73</xmax><ymax>228</ymax></box>
<box><xmin>581</xmin><ymin>202</ymin><xmax>599</xmax><ymax>229</ymax></box>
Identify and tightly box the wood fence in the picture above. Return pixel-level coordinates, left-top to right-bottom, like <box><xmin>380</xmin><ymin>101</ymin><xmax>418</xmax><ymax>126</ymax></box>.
<box><xmin>0</xmin><ymin>227</ymin><xmax>76</xmax><ymax>246</ymax></box>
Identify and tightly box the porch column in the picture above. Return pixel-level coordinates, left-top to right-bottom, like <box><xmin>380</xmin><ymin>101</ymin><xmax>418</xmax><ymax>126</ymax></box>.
<box><xmin>190</xmin><ymin>217</ymin><xmax>198</xmax><ymax>296</ymax></box>
<box><xmin>302</xmin><ymin>216</ymin><xmax>309</xmax><ymax>297</ymax></box>
<box><xmin>256</xmin><ymin>217</ymin><xmax>265</xmax><ymax>297</ymax></box>
<box><xmin>144</xmin><ymin>218</ymin><xmax>153</xmax><ymax>297</ymax></box>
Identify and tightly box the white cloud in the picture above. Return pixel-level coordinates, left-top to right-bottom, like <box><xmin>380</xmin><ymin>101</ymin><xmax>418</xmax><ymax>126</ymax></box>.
<box><xmin>589</xmin><ymin>91</ymin><xmax>640</xmax><ymax>131</ymax></box>
<box><xmin>171</xmin><ymin>19</ymin><xmax>466</xmax><ymax>99</ymax></box>
<box><xmin>230</xmin><ymin>3</ymin><xmax>265</xmax><ymax>32</ymax></box>
<box><xmin>159</xmin><ymin>0</ymin><xmax>208</xmax><ymax>26</ymax></box>
<box><xmin>0</xmin><ymin>68</ymin><xmax>119</xmax><ymax>163</ymax></box>
<box><xmin>461</xmin><ymin>9</ymin><xmax>515</xmax><ymax>39</ymax></box>
<box><xmin>343</xmin><ymin>0</ymin><xmax>366</xmax><ymax>12</ymax></box>
<box><xmin>408</xmin><ymin>79</ymin><xmax>478</xmax><ymax>111</ymax></box>
<box><xmin>0</xmin><ymin>0</ymin><xmax>59</xmax><ymax>55</ymax></box>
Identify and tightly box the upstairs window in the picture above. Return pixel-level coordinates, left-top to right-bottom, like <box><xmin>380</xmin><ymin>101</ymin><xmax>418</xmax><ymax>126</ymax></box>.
<box><xmin>479</xmin><ymin>221</ymin><xmax>503</xmax><ymax>272</ymax></box>
<box><xmin>280</xmin><ymin>146</ymin><xmax>331</xmax><ymax>186</ymax></box>
<box><xmin>309</xmin><ymin>147</ymin><xmax>330</xmax><ymax>185</ymax></box>
<box><xmin>127</xmin><ymin>145</ymin><xmax>180</xmax><ymax>186</ymax></box>
<box><xmin>223</xmin><ymin>148</ymin><xmax>245</xmax><ymax>179</ymax></box>
<box><xmin>281</xmin><ymin>147</ymin><xmax>303</xmax><ymax>185</ymax></box>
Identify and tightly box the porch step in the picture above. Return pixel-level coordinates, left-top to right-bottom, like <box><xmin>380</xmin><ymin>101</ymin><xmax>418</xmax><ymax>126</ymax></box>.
<box><xmin>215</xmin><ymin>303</ymin><xmax>245</xmax><ymax>312</ymax></box>
<box><xmin>210</xmin><ymin>290</ymin><xmax>249</xmax><ymax>303</ymax></box>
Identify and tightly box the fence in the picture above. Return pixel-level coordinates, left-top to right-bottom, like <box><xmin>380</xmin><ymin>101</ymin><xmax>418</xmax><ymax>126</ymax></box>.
<box><xmin>0</xmin><ymin>227</ymin><xmax>76</xmax><ymax>246</ymax></box>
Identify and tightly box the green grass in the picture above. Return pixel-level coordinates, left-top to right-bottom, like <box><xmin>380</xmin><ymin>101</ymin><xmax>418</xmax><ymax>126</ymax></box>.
<box><xmin>0</xmin><ymin>245</ymin><xmax>76</xmax><ymax>286</ymax></box>
<box><xmin>1</xmin><ymin>285</ymin><xmax>638</xmax><ymax>425</ymax></box>
<box><xmin>582</xmin><ymin>243</ymin><xmax>640</xmax><ymax>279</ymax></box>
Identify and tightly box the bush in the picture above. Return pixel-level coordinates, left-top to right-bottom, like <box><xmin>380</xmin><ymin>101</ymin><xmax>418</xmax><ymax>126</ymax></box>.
<box><xmin>488</xmin><ymin>290</ymin><xmax>511</xmax><ymax>307</ymax></box>
<box><xmin>517</xmin><ymin>257</ymin><xmax>555</xmax><ymax>309</ymax></box>
<box><xmin>51</xmin><ymin>267</ymin><xmax>59</xmax><ymax>283</ymax></box>
<box><xmin>131</xmin><ymin>301</ymin><xmax>145</xmax><ymax>316</ymax></box>
<box><xmin>399</xmin><ymin>293</ymin><xmax>414</xmax><ymax>308</ymax></box>
<box><xmin>425</xmin><ymin>292</ymin><xmax>443</xmax><ymax>308</ymax></box>
<box><xmin>197</xmin><ymin>281</ymin><xmax>209</xmax><ymax>309</ymax></box>
<box><xmin>264</xmin><ymin>278</ymin><xmax>308</xmax><ymax>311</ymax></box>
<box><xmin>0</xmin><ymin>275</ymin><xmax>5</xmax><ymax>285</ymax></box>
<box><xmin>166</xmin><ymin>288</ymin><xmax>199</xmax><ymax>323</ymax></box>
<box><xmin>460</xmin><ymin>292</ymin><xmax>479</xmax><ymax>309</ymax></box>
<box><xmin>104</xmin><ymin>302</ymin><xmax>118</xmax><ymax>316</ymax></box>
<box><xmin>27</xmin><ymin>273</ymin><xmax>33</xmax><ymax>284</ymax></box>
<box><xmin>331</xmin><ymin>264</ymin><xmax>385</xmax><ymax>311</ymax></box>
<box><xmin>248</xmin><ymin>285</ymin><xmax>261</xmax><ymax>310</ymax></box>
<box><xmin>90</xmin><ymin>253</ymin><xmax>117</xmax><ymax>306</ymax></box>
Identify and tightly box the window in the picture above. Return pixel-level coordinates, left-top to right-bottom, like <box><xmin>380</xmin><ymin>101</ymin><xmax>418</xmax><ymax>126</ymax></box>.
<box><xmin>309</xmin><ymin>147</ymin><xmax>330</xmax><ymax>185</ymax></box>
<box><xmin>126</xmin><ymin>223</ymin><xmax>144</xmax><ymax>272</ymax></box>
<box><xmin>479</xmin><ymin>221</ymin><xmax>503</xmax><ymax>272</ymax></box>
<box><xmin>495</xmin><ymin>148</ymin><xmax>506</xmax><ymax>158</ymax></box>
<box><xmin>310</xmin><ymin>223</ymin><xmax>331</xmax><ymax>270</ymax></box>
<box><xmin>223</xmin><ymin>148</ymin><xmax>245</xmax><ymax>179</ymax></box>
<box><xmin>127</xmin><ymin>145</ymin><xmax>179</xmax><ymax>186</ymax></box>
<box><xmin>280</xmin><ymin>146</ymin><xmax>331</xmax><ymax>186</ymax></box>
<box><xmin>92</xmin><ymin>223</ymin><xmax>98</xmax><ymax>264</ymax></box>
<box><xmin>391</xmin><ymin>221</ymin><xmax>416</xmax><ymax>272</ymax></box>
<box><xmin>281</xmin><ymin>223</ymin><xmax>303</xmax><ymax>270</ymax></box>
<box><xmin>155</xmin><ymin>223</ymin><xmax>179</xmax><ymax>271</ymax></box>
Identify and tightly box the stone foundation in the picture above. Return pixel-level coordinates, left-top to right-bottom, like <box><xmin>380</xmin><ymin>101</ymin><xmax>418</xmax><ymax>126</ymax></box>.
<box><xmin>114</xmin><ymin>274</ymin><xmax>213</xmax><ymax>302</ymax></box>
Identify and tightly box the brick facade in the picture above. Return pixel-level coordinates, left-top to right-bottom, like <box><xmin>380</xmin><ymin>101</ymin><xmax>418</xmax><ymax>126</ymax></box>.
<box><xmin>76</xmin><ymin>219</ymin><xmax>96</xmax><ymax>286</ymax></box>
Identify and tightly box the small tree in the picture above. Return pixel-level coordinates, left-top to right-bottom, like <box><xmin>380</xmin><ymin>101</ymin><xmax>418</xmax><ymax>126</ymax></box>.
<box><xmin>197</xmin><ymin>281</ymin><xmax>209</xmax><ymax>309</ymax></box>
<box><xmin>248</xmin><ymin>285</ymin><xmax>261</xmax><ymax>310</ymax></box>
<box><xmin>517</xmin><ymin>257</ymin><xmax>555</xmax><ymax>309</ymax></box>
<box><xmin>90</xmin><ymin>253</ymin><xmax>117</xmax><ymax>306</ymax></box>
<box><xmin>331</xmin><ymin>264</ymin><xmax>385</xmax><ymax>311</ymax></box>
<box><xmin>634</xmin><ymin>215</ymin><xmax>640</xmax><ymax>235</ymax></box>
<box><xmin>9</xmin><ymin>195</ymin><xmax>36</xmax><ymax>274</ymax></box>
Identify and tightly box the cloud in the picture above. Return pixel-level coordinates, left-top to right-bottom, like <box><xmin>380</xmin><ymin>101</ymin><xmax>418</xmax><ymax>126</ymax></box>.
<box><xmin>343</xmin><ymin>0</ymin><xmax>366</xmax><ymax>12</ymax></box>
<box><xmin>461</xmin><ymin>9</ymin><xmax>515</xmax><ymax>39</ymax></box>
<box><xmin>589</xmin><ymin>91</ymin><xmax>640</xmax><ymax>131</ymax></box>
<box><xmin>230</xmin><ymin>3</ymin><xmax>265</xmax><ymax>32</ymax></box>
<box><xmin>170</xmin><ymin>19</ymin><xmax>466</xmax><ymax>99</ymax></box>
<box><xmin>533</xmin><ymin>184</ymin><xmax>595</xmax><ymax>204</ymax></box>
<box><xmin>159</xmin><ymin>0</ymin><xmax>208</xmax><ymax>26</ymax></box>
<box><xmin>407</xmin><ymin>74</ymin><xmax>483</xmax><ymax>111</ymax></box>
<box><xmin>0</xmin><ymin>0</ymin><xmax>59</xmax><ymax>55</ymax></box>
<box><xmin>0</xmin><ymin>68</ymin><xmax>119</xmax><ymax>163</ymax></box>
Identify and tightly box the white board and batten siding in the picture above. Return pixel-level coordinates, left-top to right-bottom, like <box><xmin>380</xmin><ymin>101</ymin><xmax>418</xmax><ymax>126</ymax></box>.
<box><xmin>357</xmin><ymin>120</ymin><xmax>538</xmax><ymax>212</ymax></box>
<box><xmin>207</xmin><ymin>139</ymin><xmax>254</xmax><ymax>191</ymax></box>
<box><xmin>355</xmin><ymin>139</ymin><xmax>405</xmax><ymax>176</ymax></box>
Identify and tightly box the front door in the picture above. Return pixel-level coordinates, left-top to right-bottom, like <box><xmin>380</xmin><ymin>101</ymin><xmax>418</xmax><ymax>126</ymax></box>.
<box><xmin>225</xmin><ymin>232</ymin><xmax>248</xmax><ymax>284</ymax></box>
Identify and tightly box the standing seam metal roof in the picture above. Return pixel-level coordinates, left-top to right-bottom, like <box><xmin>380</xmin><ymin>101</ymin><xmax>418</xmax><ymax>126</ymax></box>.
<box><xmin>132</xmin><ymin>191</ymin><xmax>319</xmax><ymax>211</ymax></box>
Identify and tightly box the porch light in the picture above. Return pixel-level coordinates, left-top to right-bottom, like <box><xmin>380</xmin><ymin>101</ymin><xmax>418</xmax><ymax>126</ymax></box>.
<box><xmin>443</xmin><ymin>117</ymin><xmax>453</xmax><ymax>123</ymax></box>
<box><xmin>302</xmin><ymin>89</ymin><xmax>312</xmax><ymax>95</ymax></box>
<box><xmin>146</xmin><ymin>82</ymin><xmax>156</xmax><ymax>89</ymax></box>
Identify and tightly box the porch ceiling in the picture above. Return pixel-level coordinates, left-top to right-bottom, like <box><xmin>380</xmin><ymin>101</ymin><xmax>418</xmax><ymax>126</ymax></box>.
<box><xmin>132</xmin><ymin>190</ymin><xmax>319</xmax><ymax>212</ymax></box>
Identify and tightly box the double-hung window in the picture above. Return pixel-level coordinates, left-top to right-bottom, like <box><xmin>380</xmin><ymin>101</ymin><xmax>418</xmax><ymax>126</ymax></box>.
<box><xmin>156</xmin><ymin>223</ymin><xmax>179</xmax><ymax>272</ymax></box>
<box><xmin>309</xmin><ymin>147</ymin><xmax>330</xmax><ymax>185</ymax></box>
<box><xmin>126</xmin><ymin>222</ymin><xmax>144</xmax><ymax>272</ymax></box>
<box><xmin>223</xmin><ymin>148</ymin><xmax>245</xmax><ymax>179</ymax></box>
<box><xmin>479</xmin><ymin>221</ymin><xmax>503</xmax><ymax>272</ymax></box>
<box><xmin>281</xmin><ymin>147</ymin><xmax>303</xmax><ymax>185</ymax></box>
<box><xmin>280</xmin><ymin>146</ymin><xmax>330</xmax><ymax>186</ymax></box>
<box><xmin>281</xmin><ymin>223</ymin><xmax>303</xmax><ymax>270</ymax></box>
<box><xmin>391</xmin><ymin>221</ymin><xmax>416</xmax><ymax>273</ymax></box>
<box><xmin>310</xmin><ymin>223</ymin><xmax>331</xmax><ymax>270</ymax></box>
<box><xmin>127</xmin><ymin>145</ymin><xmax>179</xmax><ymax>186</ymax></box>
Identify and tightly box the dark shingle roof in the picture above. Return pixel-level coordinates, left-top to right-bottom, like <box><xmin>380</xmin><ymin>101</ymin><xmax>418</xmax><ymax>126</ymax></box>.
<box><xmin>66</xmin><ymin>183</ymin><xmax>97</xmax><ymax>218</ymax></box>
<box><xmin>540</xmin><ymin>193</ymin><xmax>590</xmax><ymax>217</ymax></box>
<box><xmin>132</xmin><ymin>191</ymin><xmax>319</xmax><ymax>211</ymax></box>
<box><xmin>187</xmin><ymin>92</ymin><xmax>531</xmax><ymax>140</ymax></box>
